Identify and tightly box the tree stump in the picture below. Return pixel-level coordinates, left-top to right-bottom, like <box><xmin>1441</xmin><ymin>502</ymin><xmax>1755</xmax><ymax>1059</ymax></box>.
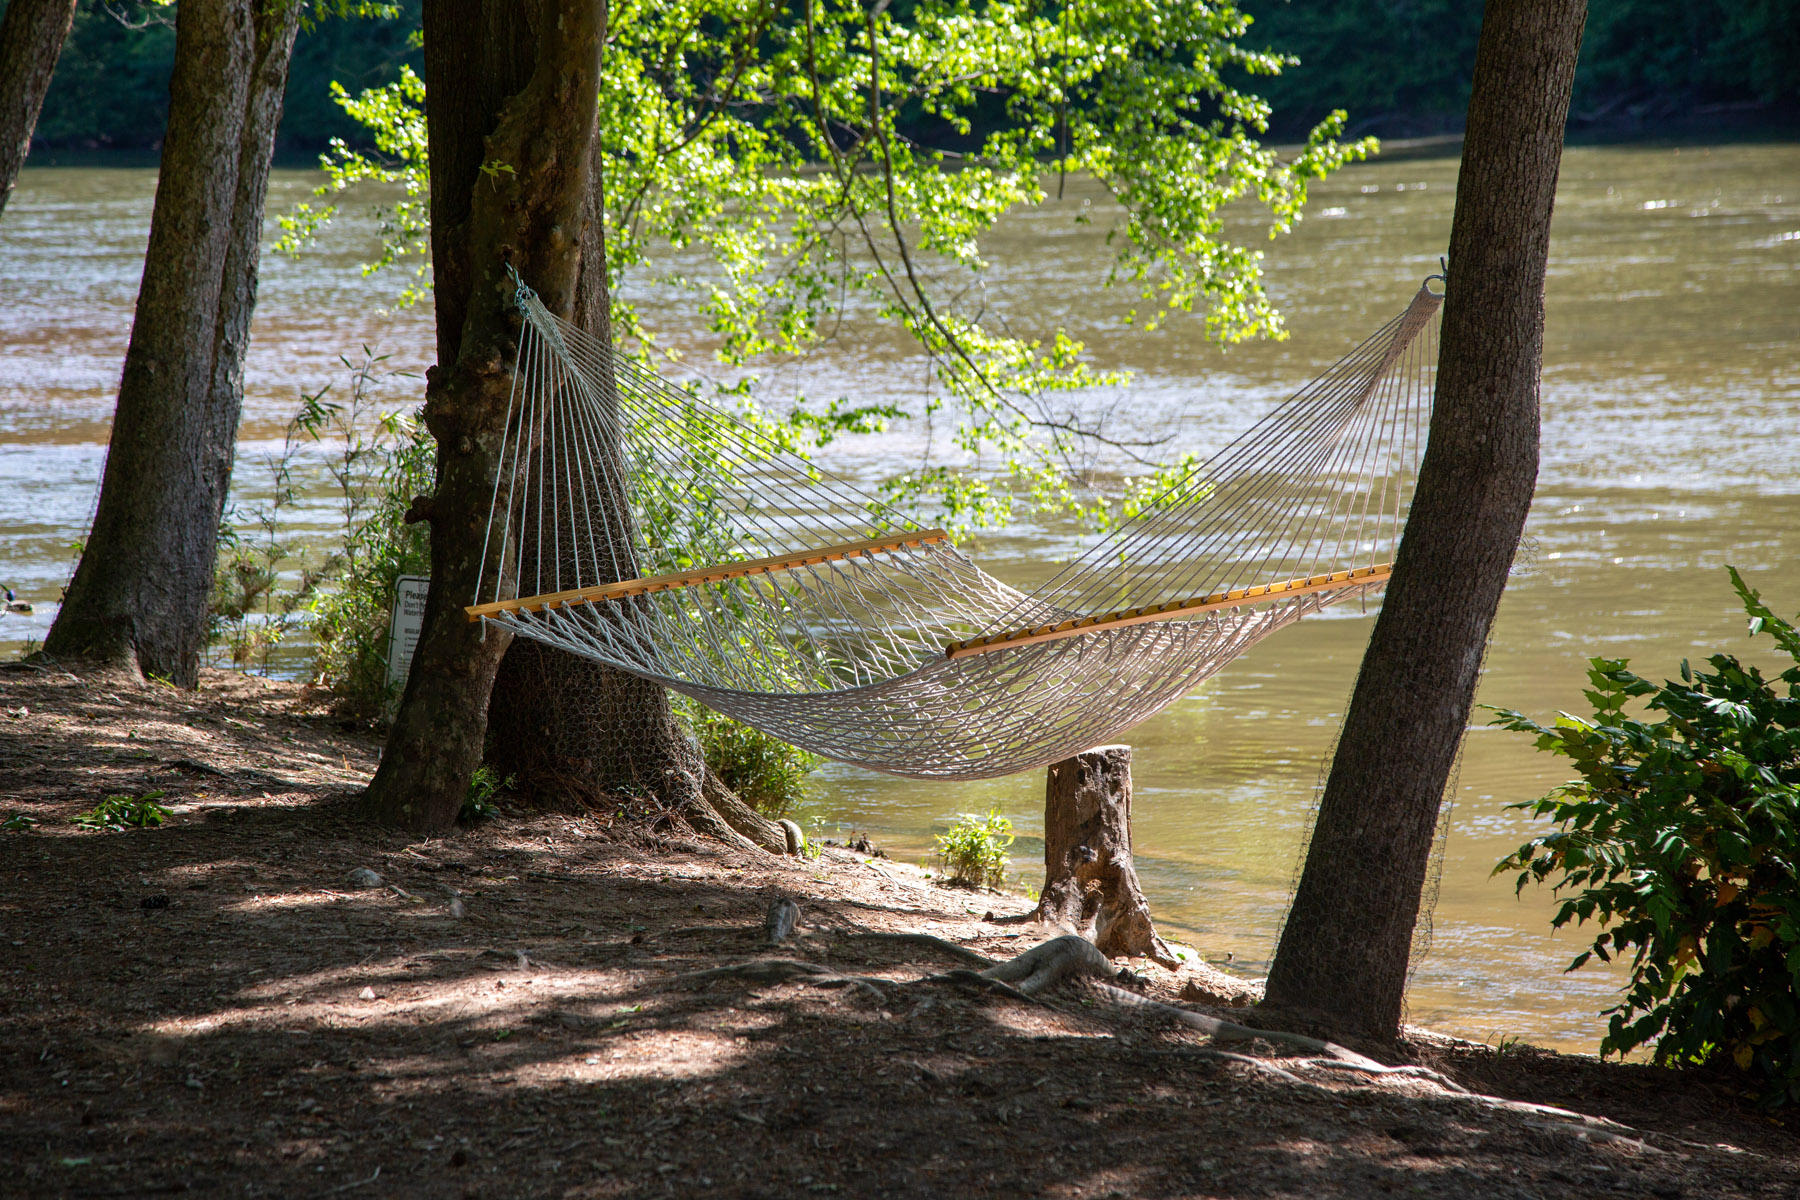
<box><xmin>1035</xmin><ymin>745</ymin><xmax>1178</xmax><ymax>968</ymax></box>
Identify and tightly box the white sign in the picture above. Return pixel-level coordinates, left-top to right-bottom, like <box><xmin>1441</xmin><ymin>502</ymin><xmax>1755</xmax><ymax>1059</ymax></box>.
<box><xmin>385</xmin><ymin>575</ymin><xmax>431</xmax><ymax>704</ymax></box>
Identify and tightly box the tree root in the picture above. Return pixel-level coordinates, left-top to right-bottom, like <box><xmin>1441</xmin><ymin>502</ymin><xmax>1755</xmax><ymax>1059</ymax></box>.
<box><xmin>1087</xmin><ymin>975</ymin><xmax>1385</xmax><ymax>1068</ymax></box>
<box><xmin>697</xmin><ymin>771</ymin><xmax>792</xmax><ymax>853</ymax></box>
<box><xmin>664</xmin><ymin>931</ymin><xmax>1726</xmax><ymax>1162</ymax></box>
<box><xmin>676</xmin><ymin>789</ymin><xmax>763</xmax><ymax>854</ymax></box>
<box><xmin>842</xmin><ymin>931</ymin><xmax>996</xmax><ymax>969</ymax></box>
<box><xmin>976</xmin><ymin>933</ymin><xmax>1111</xmax><ymax>997</ymax></box>
<box><xmin>1138</xmin><ymin>1042</ymin><xmax>1683</xmax><ymax>1158</ymax></box>
<box><xmin>673</xmin><ymin>958</ymin><xmax>885</xmax><ymax>999</ymax></box>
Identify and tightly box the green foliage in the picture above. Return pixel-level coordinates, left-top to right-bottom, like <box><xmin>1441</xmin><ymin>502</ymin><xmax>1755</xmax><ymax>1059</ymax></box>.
<box><xmin>282</xmin><ymin>0</ymin><xmax>1374</xmax><ymax>531</ymax></box>
<box><xmin>74</xmin><ymin>791</ymin><xmax>171</xmax><ymax>831</ymax></box>
<box><xmin>1247</xmin><ymin>0</ymin><xmax>1798</xmax><ymax>137</ymax></box>
<box><xmin>1243</xmin><ymin>1</ymin><xmax>1479</xmax><ymax>132</ymax></box>
<box><xmin>680</xmin><ymin>700</ymin><xmax>820</xmax><ymax>819</ymax></box>
<box><xmin>32</xmin><ymin>0</ymin><xmax>422</xmax><ymax>153</ymax></box>
<box><xmin>209</xmin><ymin>388</ymin><xmax>337</xmax><ymax>672</ymax></box>
<box><xmin>1</xmin><ymin>814</ymin><xmax>40</xmax><ymax>832</ymax></box>
<box><xmin>277</xmin><ymin>63</ymin><xmax>431</xmax><ymax>304</ymax></box>
<box><xmin>300</xmin><ymin>356</ymin><xmax>433</xmax><ymax>715</ymax></box>
<box><xmin>1495</xmin><ymin>569</ymin><xmax>1800</xmax><ymax>1103</ymax></box>
<box><xmin>936</xmin><ymin>810</ymin><xmax>1015</xmax><ymax>888</ymax></box>
<box><xmin>31</xmin><ymin>3</ymin><xmax>176</xmax><ymax>151</ymax></box>
<box><xmin>28</xmin><ymin>3</ymin><xmax>1800</xmax><ymax>159</ymax></box>
<box><xmin>461</xmin><ymin>766</ymin><xmax>510</xmax><ymax>823</ymax></box>
<box><xmin>200</xmin><ymin>348</ymin><xmax>426</xmax><ymax>706</ymax></box>
<box><xmin>1577</xmin><ymin>0</ymin><xmax>1800</xmax><ymax>110</ymax></box>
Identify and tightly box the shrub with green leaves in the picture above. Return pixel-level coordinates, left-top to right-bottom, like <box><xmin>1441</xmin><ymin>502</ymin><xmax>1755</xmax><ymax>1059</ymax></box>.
<box><xmin>210</xmin><ymin>386</ymin><xmax>338</xmax><ymax>673</ymax></box>
<box><xmin>681</xmin><ymin>701</ymin><xmax>819</xmax><ymax>820</ymax></box>
<box><xmin>936</xmin><ymin>810</ymin><xmax>1015</xmax><ymax>888</ymax></box>
<box><xmin>74</xmin><ymin>792</ymin><xmax>172</xmax><ymax>831</ymax></box>
<box><xmin>461</xmin><ymin>766</ymin><xmax>511</xmax><ymax>823</ymax></box>
<box><xmin>307</xmin><ymin>407</ymin><xmax>434</xmax><ymax>715</ymax></box>
<box><xmin>1495</xmin><ymin>568</ymin><xmax>1800</xmax><ymax>1103</ymax></box>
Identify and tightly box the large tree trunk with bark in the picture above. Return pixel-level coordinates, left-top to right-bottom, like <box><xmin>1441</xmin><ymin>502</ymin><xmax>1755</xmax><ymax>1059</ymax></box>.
<box><xmin>361</xmin><ymin>0</ymin><xmax>605</xmax><ymax>830</ymax></box>
<box><xmin>1262</xmin><ymin>0</ymin><xmax>1587</xmax><ymax>1039</ymax></box>
<box><xmin>42</xmin><ymin>0</ymin><xmax>301</xmax><ymax>685</ymax></box>
<box><xmin>0</xmin><ymin>0</ymin><xmax>75</xmax><ymax>217</ymax></box>
<box><xmin>484</xmin><ymin>154</ymin><xmax>698</xmax><ymax>809</ymax></box>
<box><xmin>379</xmin><ymin>0</ymin><xmax>788</xmax><ymax>845</ymax></box>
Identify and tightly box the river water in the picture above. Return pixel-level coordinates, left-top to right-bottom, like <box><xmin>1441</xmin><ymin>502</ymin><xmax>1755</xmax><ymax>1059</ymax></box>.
<box><xmin>3</xmin><ymin>143</ymin><xmax>1797</xmax><ymax>1052</ymax></box>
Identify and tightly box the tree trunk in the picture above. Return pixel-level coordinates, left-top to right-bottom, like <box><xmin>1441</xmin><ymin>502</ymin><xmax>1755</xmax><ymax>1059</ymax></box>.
<box><xmin>361</xmin><ymin>0</ymin><xmax>604</xmax><ymax>831</ymax></box>
<box><xmin>484</xmin><ymin>138</ymin><xmax>694</xmax><ymax>807</ymax></box>
<box><xmin>424</xmin><ymin>5</ymin><xmax>787</xmax><ymax>851</ymax></box>
<box><xmin>1034</xmin><ymin>746</ymin><xmax>1177</xmax><ymax>968</ymax></box>
<box><xmin>42</xmin><ymin>0</ymin><xmax>301</xmax><ymax>685</ymax></box>
<box><xmin>0</xmin><ymin>0</ymin><xmax>75</xmax><ymax>216</ymax></box>
<box><xmin>1262</xmin><ymin>0</ymin><xmax>1587</xmax><ymax>1038</ymax></box>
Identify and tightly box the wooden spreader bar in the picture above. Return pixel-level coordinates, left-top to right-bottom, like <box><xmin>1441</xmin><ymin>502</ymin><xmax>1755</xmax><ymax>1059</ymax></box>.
<box><xmin>943</xmin><ymin>563</ymin><xmax>1393</xmax><ymax>660</ymax></box>
<box><xmin>466</xmin><ymin>529</ymin><xmax>952</xmax><ymax>622</ymax></box>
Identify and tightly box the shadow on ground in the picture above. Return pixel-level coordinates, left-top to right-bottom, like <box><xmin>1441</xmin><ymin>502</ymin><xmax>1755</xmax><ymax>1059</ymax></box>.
<box><xmin>2</xmin><ymin>665</ymin><xmax>1795</xmax><ymax>1199</ymax></box>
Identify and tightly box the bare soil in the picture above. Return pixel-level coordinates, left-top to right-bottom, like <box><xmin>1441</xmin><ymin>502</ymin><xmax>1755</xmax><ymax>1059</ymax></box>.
<box><xmin>2</xmin><ymin>662</ymin><xmax>1797</xmax><ymax>1199</ymax></box>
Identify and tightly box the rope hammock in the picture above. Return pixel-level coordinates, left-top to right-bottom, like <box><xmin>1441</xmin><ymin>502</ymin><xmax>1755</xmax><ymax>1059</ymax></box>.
<box><xmin>467</xmin><ymin>277</ymin><xmax>1444</xmax><ymax>780</ymax></box>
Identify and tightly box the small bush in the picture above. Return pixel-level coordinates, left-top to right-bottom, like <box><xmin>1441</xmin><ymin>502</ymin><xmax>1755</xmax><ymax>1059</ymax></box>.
<box><xmin>208</xmin><ymin>388</ymin><xmax>335</xmax><ymax>672</ymax></box>
<box><xmin>462</xmin><ymin>767</ymin><xmax>512</xmax><ymax>823</ymax></box>
<box><xmin>1495</xmin><ymin>568</ymin><xmax>1800</xmax><ymax>1103</ymax></box>
<box><xmin>74</xmin><ymin>791</ymin><xmax>172</xmax><ymax>831</ymax></box>
<box><xmin>936</xmin><ymin>810</ymin><xmax>1014</xmax><ymax>888</ymax></box>
<box><xmin>681</xmin><ymin>701</ymin><xmax>819</xmax><ymax>819</ymax></box>
<box><xmin>307</xmin><ymin>403</ymin><xmax>434</xmax><ymax>716</ymax></box>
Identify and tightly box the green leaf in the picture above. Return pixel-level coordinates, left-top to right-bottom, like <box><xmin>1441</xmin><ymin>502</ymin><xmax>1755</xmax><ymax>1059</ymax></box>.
<box><xmin>1499</xmin><ymin>567</ymin><xmax>1800</xmax><ymax>1103</ymax></box>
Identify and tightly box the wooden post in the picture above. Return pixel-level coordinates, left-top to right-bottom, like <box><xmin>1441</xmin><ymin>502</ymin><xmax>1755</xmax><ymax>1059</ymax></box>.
<box><xmin>1035</xmin><ymin>745</ymin><xmax>1177</xmax><ymax>968</ymax></box>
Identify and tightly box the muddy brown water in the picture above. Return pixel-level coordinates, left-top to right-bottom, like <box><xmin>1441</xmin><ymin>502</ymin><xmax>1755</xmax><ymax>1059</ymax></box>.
<box><xmin>3</xmin><ymin>142</ymin><xmax>1796</xmax><ymax>1051</ymax></box>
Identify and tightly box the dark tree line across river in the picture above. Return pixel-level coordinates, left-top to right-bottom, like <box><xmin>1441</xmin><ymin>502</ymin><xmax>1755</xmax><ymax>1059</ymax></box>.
<box><xmin>16</xmin><ymin>0</ymin><xmax>1800</xmax><ymax>155</ymax></box>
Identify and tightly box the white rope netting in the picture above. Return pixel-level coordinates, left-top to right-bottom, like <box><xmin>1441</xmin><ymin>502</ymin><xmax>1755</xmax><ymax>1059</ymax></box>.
<box><xmin>469</xmin><ymin>281</ymin><xmax>1443</xmax><ymax>779</ymax></box>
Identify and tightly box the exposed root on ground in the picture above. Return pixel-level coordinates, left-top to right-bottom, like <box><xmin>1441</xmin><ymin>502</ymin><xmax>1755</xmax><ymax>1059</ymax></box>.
<box><xmin>687</xmin><ymin>931</ymin><xmax>1712</xmax><ymax>1161</ymax></box>
<box><xmin>842</xmin><ymin>931</ymin><xmax>996</xmax><ymax>969</ymax></box>
<box><xmin>674</xmin><ymin>957</ymin><xmax>889</xmax><ymax>1000</ymax></box>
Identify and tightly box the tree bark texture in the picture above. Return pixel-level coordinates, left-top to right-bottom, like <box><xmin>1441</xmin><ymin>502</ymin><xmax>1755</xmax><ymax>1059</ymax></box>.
<box><xmin>484</xmin><ymin>171</ymin><xmax>789</xmax><ymax>850</ymax></box>
<box><xmin>1263</xmin><ymin>0</ymin><xmax>1587</xmax><ymax>1038</ymax></box>
<box><xmin>0</xmin><ymin>0</ymin><xmax>76</xmax><ymax>216</ymax></box>
<box><xmin>485</xmin><ymin>141</ymin><xmax>694</xmax><ymax>808</ymax></box>
<box><xmin>361</xmin><ymin>0</ymin><xmax>604</xmax><ymax>830</ymax></box>
<box><xmin>1034</xmin><ymin>746</ymin><xmax>1177</xmax><ymax>968</ymax></box>
<box><xmin>42</xmin><ymin>0</ymin><xmax>301</xmax><ymax>685</ymax></box>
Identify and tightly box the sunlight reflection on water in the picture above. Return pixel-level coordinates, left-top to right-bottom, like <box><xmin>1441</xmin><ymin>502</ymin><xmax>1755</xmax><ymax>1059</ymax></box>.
<box><xmin>1</xmin><ymin>142</ymin><xmax>1796</xmax><ymax>1051</ymax></box>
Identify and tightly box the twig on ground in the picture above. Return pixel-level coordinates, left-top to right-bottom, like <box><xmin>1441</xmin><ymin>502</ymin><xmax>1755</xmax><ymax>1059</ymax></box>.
<box><xmin>317</xmin><ymin>1166</ymin><xmax>380</xmax><ymax>1197</ymax></box>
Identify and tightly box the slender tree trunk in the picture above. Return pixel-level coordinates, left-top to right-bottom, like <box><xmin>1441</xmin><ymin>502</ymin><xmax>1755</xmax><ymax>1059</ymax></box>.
<box><xmin>42</xmin><ymin>0</ymin><xmax>301</xmax><ymax>685</ymax></box>
<box><xmin>361</xmin><ymin>0</ymin><xmax>603</xmax><ymax>831</ymax></box>
<box><xmin>0</xmin><ymin>0</ymin><xmax>75</xmax><ymax>217</ymax></box>
<box><xmin>1262</xmin><ymin>0</ymin><xmax>1587</xmax><ymax>1038</ymax></box>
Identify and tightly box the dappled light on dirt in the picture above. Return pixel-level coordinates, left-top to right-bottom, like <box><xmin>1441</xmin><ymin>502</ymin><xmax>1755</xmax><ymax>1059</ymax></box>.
<box><xmin>3</xmin><ymin>665</ymin><xmax>1797</xmax><ymax>1197</ymax></box>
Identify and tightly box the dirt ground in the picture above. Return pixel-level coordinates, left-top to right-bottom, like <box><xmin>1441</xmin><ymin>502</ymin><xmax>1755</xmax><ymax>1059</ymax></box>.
<box><xmin>2</xmin><ymin>661</ymin><xmax>1797</xmax><ymax>1199</ymax></box>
